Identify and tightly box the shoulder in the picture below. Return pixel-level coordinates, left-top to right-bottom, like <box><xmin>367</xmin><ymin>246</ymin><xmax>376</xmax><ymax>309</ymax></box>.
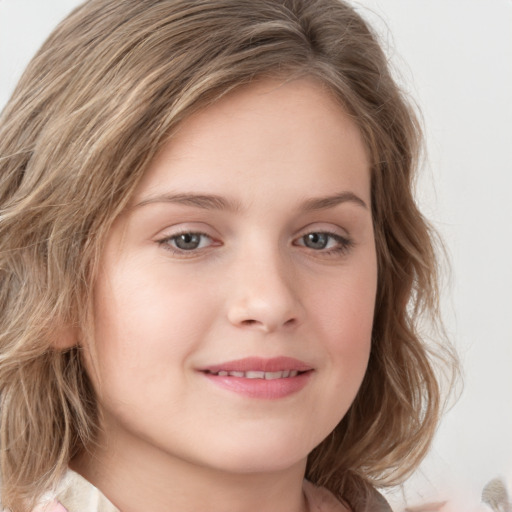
<box><xmin>30</xmin><ymin>503</ymin><xmax>69</xmax><ymax>512</ymax></box>
<box><xmin>303</xmin><ymin>480</ymin><xmax>350</xmax><ymax>512</ymax></box>
<box><xmin>303</xmin><ymin>480</ymin><xmax>393</xmax><ymax>512</ymax></box>
<box><xmin>1</xmin><ymin>488</ymin><xmax>69</xmax><ymax>512</ymax></box>
<box><xmin>7</xmin><ymin>469</ymin><xmax>119</xmax><ymax>512</ymax></box>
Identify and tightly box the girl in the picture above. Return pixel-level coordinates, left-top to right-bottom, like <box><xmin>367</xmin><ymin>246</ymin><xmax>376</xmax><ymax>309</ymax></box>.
<box><xmin>0</xmin><ymin>1</ymin><xmax>455</xmax><ymax>511</ymax></box>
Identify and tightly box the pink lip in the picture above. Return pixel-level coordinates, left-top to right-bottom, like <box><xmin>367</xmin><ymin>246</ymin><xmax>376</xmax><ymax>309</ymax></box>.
<box><xmin>198</xmin><ymin>357</ymin><xmax>314</xmax><ymax>400</ymax></box>
<box><xmin>200</xmin><ymin>356</ymin><xmax>313</xmax><ymax>373</ymax></box>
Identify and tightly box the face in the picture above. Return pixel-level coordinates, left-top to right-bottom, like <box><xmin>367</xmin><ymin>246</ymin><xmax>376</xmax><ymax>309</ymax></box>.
<box><xmin>86</xmin><ymin>78</ymin><xmax>377</xmax><ymax>476</ymax></box>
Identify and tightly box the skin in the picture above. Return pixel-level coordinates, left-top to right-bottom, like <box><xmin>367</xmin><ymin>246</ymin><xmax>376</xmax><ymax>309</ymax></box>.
<box><xmin>71</xmin><ymin>78</ymin><xmax>378</xmax><ymax>512</ymax></box>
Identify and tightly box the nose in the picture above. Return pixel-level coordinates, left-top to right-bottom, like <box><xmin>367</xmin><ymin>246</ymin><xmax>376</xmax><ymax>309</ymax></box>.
<box><xmin>226</xmin><ymin>248</ymin><xmax>303</xmax><ymax>333</ymax></box>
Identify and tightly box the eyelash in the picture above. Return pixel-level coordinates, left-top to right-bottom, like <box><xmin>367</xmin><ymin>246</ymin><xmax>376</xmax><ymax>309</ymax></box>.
<box><xmin>157</xmin><ymin>230</ymin><xmax>215</xmax><ymax>256</ymax></box>
<box><xmin>294</xmin><ymin>231</ymin><xmax>354</xmax><ymax>256</ymax></box>
<box><xmin>157</xmin><ymin>230</ymin><xmax>354</xmax><ymax>257</ymax></box>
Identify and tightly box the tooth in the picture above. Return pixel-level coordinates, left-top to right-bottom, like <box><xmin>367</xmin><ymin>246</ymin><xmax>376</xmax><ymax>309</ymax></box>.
<box><xmin>265</xmin><ymin>371</ymin><xmax>283</xmax><ymax>380</ymax></box>
<box><xmin>245</xmin><ymin>371</ymin><xmax>265</xmax><ymax>379</ymax></box>
<box><xmin>214</xmin><ymin>370</ymin><xmax>301</xmax><ymax>379</ymax></box>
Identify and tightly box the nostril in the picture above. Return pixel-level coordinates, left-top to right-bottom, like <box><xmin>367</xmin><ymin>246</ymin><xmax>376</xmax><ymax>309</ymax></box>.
<box><xmin>238</xmin><ymin>317</ymin><xmax>297</xmax><ymax>330</ymax></box>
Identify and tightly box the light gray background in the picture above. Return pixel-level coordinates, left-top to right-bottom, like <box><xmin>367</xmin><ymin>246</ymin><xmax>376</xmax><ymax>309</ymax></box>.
<box><xmin>1</xmin><ymin>1</ymin><xmax>511</xmax><ymax>509</ymax></box>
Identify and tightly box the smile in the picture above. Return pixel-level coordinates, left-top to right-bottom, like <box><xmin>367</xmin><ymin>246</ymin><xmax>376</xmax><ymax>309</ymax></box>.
<box><xmin>204</xmin><ymin>370</ymin><xmax>303</xmax><ymax>379</ymax></box>
<box><xmin>200</xmin><ymin>357</ymin><xmax>314</xmax><ymax>399</ymax></box>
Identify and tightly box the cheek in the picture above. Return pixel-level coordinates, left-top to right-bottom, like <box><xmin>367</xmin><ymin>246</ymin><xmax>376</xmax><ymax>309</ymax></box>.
<box><xmin>300</xmin><ymin>269</ymin><xmax>375</xmax><ymax>449</ymax></box>
<box><xmin>89</xmin><ymin>260</ymin><xmax>218</xmax><ymax>390</ymax></box>
<box><xmin>309</xmin><ymin>257</ymin><xmax>377</xmax><ymax>383</ymax></box>
<box><xmin>313</xmin><ymin>262</ymin><xmax>376</xmax><ymax>341</ymax></box>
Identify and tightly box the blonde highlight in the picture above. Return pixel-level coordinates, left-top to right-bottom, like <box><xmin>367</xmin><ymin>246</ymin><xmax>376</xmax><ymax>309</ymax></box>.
<box><xmin>0</xmin><ymin>1</ymin><xmax>457</xmax><ymax>510</ymax></box>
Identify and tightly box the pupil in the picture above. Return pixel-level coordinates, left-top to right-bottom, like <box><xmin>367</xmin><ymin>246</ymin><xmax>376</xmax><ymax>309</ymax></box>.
<box><xmin>176</xmin><ymin>233</ymin><xmax>200</xmax><ymax>250</ymax></box>
<box><xmin>305</xmin><ymin>233</ymin><xmax>328</xmax><ymax>249</ymax></box>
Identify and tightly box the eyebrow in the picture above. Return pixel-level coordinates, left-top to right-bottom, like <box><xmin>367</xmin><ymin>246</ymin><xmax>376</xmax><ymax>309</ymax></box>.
<box><xmin>134</xmin><ymin>193</ymin><xmax>241</xmax><ymax>212</ymax></box>
<box><xmin>133</xmin><ymin>191</ymin><xmax>368</xmax><ymax>212</ymax></box>
<box><xmin>301</xmin><ymin>191</ymin><xmax>368</xmax><ymax>211</ymax></box>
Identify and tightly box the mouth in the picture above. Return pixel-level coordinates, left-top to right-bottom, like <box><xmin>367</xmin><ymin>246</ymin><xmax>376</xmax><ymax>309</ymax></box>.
<box><xmin>199</xmin><ymin>357</ymin><xmax>314</xmax><ymax>399</ymax></box>
<box><xmin>203</xmin><ymin>369</ymin><xmax>307</xmax><ymax>379</ymax></box>
<box><xmin>199</xmin><ymin>356</ymin><xmax>313</xmax><ymax>376</ymax></box>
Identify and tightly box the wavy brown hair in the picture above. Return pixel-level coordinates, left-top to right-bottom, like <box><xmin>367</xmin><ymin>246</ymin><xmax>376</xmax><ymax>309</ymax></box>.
<box><xmin>0</xmin><ymin>0</ymin><xmax>456</xmax><ymax>510</ymax></box>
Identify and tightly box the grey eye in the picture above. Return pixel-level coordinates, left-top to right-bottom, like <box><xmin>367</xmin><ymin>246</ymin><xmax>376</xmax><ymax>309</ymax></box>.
<box><xmin>158</xmin><ymin>231</ymin><xmax>216</xmax><ymax>255</ymax></box>
<box><xmin>302</xmin><ymin>233</ymin><xmax>329</xmax><ymax>250</ymax></box>
<box><xmin>173</xmin><ymin>233</ymin><xmax>203</xmax><ymax>250</ymax></box>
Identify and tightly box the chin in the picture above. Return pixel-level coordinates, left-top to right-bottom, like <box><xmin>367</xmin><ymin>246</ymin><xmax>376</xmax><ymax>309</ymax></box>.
<box><xmin>201</xmin><ymin>434</ymin><xmax>313</xmax><ymax>475</ymax></box>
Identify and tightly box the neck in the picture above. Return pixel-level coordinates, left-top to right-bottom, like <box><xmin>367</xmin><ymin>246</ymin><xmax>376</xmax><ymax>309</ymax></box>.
<box><xmin>71</xmin><ymin>427</ymin><xmax>309</xmax><ymax>512</ymax></box>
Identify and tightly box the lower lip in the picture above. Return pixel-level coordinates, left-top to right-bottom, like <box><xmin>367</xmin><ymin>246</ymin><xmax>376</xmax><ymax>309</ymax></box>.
<box><xmin>202</xmin><ymin>371</ymin><xmax>313</xmax><ymax>399</ymax></box>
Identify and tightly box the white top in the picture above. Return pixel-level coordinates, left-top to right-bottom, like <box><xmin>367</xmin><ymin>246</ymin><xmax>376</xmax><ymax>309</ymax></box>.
<box><xmin>22</xmin><ymin>469</ymin><xmax>362</xmax><ymax>512</ymax></box>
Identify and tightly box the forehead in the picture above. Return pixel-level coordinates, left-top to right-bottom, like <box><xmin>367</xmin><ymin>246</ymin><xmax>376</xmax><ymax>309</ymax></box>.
<box><xmin>133</xmin><ymin>77</ymin><xmax>370</xmax><ymax>207</ymax></box>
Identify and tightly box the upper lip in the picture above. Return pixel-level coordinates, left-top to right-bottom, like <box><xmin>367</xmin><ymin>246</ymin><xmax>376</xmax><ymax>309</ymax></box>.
<box><xmin>199</xmin><ymin>357</ymin><xmax>313</xmax><ymax>373</ymax></box>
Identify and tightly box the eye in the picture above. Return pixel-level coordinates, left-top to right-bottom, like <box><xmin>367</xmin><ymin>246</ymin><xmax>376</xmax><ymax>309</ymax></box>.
<box><xmin>302</xmin><ymin>233</ymin><xmax>331</xmax><ymax>250</ymax></box>
<box><xmin>295</xmin><ymin>231</ymin><xmax>353</xmax><ymax>255</ymax></box>
<box><xmin>158</xmin><ymin>231</ymin><xmax>215</xmax><ymax>253</ymax></box>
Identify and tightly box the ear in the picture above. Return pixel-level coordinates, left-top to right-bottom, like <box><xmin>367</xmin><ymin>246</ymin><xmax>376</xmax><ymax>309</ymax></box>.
<box><xmin>51</xmin><ymin>324</ymin><xmax>79</xmax><ymax>350</ymax></box>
